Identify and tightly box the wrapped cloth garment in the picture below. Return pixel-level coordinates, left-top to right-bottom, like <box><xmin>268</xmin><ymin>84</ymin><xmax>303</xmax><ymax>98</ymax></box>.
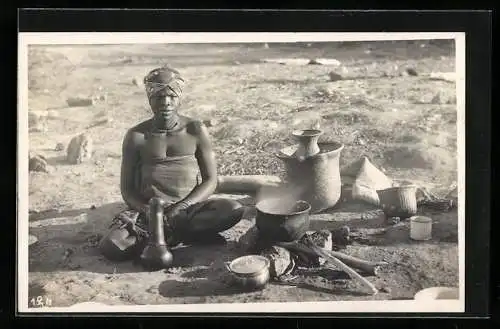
<box><xmin>139</xmin><ymin>155</ymin><xmax>201</xmax><ymax>204</ymax></box>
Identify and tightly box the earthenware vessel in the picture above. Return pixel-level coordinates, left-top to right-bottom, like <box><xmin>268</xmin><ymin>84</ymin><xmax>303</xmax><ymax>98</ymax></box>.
<box><xmin>276</xmin><ymin>140</ymin><xmax>344</xmax><ymax>213</ymax></box>
<box><xmin>139</xmin><ymin>197</ymin><xmax>174</xmax><ymax>270</ymax></box>
<box><xmin>292</xmin><ymin>129</ymin><xmax>323</xmax><ymax>159</ymax></box>
<box><xmin>255</xmin><ymin>199</ymin><xmax>311</xmax><ymax>242</ymax></box>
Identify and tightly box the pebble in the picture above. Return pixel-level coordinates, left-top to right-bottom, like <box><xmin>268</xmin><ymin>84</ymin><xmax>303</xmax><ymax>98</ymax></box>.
<box><xmin>328</xmin><ymin>71</ymin><xmax>343</xmax><ymax>82</ymax></box>
<box><xmin>66</xmin><ymin>133</ymin><xmax>93</xmax><ymax>164</ymax></box>
<box><xmin>66</xmin><ymin>97</ymin><xmax>94</xmax><ymax>107</ymax></box>
<box><xmin>380</xmin><ymin>286</ymin><xmax>392</xmax><ymax>294</ymax></box>
<box><xmin>203</xmin><ymin>119</ymin><xmax>218</xmax><ymax>127</ymax></box>
<box><xmin>446</xmin><ymin>95</ymin><xmax>457</xmax><ymax>104</ymax></box>
<box><xmin>430</xmin><ymin>92</ymin><xmax>441</xmax><ymax>104</ymax></box>
<box><xmin>405</xmin><ymin>68</ymin><xmax>418</xmax><ymax>76</ymax></box>
<box><xmin>29</xmin><ymin>154</ymin><xmax>49</xmax><ymax>173</ymax></box>
<box><xmin>29</xmin><ymin>121</ymin><xmax>48</xmax><ymax>133</ymax></box>
<box><xmin>62</xmin><ymin>248</ymin><xmax>74</xmax><ymax>261</ymax></box>
<box><xmin>388</xmin><ymin>217</ymin><xmax>401</xmax><ymax>225</ymax></box>
<box><xmin>29</xmin><ymin>234</ymin><xmax>38</xmax><ymax>246</ymax></box>
<box><xmin>55</xmin><ymin>142</ymin><xmax>65</xmax><ymax>151</ymax></box>
<box><xmin>132</xmin><ymin>77</ymin><xmax>142</xmax><ymax>87</ymax></box>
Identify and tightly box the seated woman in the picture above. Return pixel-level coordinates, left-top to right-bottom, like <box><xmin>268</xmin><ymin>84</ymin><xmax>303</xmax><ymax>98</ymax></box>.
<box><xmin>99</xmin><ymin>66</ymin><xmax>245</xmax><ymax>261</ymax></box>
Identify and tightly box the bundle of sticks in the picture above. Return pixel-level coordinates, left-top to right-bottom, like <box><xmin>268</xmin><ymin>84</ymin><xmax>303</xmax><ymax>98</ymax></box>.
<box><xmin>240</xmin><ymin>226</ymin><xmax>386</xmax><ymax>295</ymax></box>
<box><xmin>277</xmin><ymin>235</ymin><xmax>385</xmax><ymax>295</ymax></box>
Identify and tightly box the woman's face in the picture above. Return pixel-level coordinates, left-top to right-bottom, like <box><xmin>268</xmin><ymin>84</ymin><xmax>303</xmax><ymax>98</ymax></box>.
<box><xmin>149</xmin><ymin>89</ymin><xmax>181</xmax><ymax>120</ymax></box>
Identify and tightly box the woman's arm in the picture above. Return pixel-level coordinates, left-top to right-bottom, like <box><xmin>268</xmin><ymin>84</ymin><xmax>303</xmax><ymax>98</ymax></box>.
<box><xmin>175</xmin><ymin>122</ymin><xmax>218</xmax><ymax>207</ymax></box>
<box><xmin>120</xmin><ymin>129</ymin><xmax>150</xmax><ymax>213</ymax></box>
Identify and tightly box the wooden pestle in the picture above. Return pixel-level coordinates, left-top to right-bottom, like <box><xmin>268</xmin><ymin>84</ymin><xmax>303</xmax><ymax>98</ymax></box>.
<box><xmin>139</xmin><ymin>197</ymin><xmax>174</xmax><ymax>270</ymax></box>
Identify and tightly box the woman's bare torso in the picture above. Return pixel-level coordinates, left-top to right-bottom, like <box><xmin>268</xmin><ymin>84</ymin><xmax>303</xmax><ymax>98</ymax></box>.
<box><xmin>132</xmin><ymin>118</ymin><xmax>202</xmax><ymax>203</ymax></box>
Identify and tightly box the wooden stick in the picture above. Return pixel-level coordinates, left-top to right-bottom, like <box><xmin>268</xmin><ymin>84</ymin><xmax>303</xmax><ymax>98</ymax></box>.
<box><xmin>307</xmin><ymin>241</ymin><xmax>379</xmax><ymax>295</ymax></box>
<box><xmin>327</xmin><ymin>250</ymin><xmax>387</xmax><ymax>276</ymax></box>
<box><xmin>277</xmin><ymin>241</ymin><xmax>385</xmax><ymax>276</ymax></box>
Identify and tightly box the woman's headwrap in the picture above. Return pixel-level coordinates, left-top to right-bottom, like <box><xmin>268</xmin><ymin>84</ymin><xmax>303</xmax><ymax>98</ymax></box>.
<box><xmin>143</xmin><ymin>66</ymin><xmax>185</xmax><ymax>99</ymax></box>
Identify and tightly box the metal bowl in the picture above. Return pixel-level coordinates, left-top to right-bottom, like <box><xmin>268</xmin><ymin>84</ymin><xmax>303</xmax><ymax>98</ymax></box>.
<box><xmin>225</xmin><ymin>255</ymin><xmax>271</xmax><ymax>291</ymax></box>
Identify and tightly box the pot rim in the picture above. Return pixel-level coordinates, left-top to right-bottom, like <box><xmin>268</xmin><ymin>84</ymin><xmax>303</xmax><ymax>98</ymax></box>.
<box><xmin>255</xmin><ymin>199</ymin><xmax>311</xmax><ymax>216</ymax></box>
<box><xmin>227</xmin><ymin>255</ymin><xmax>270</xmax><ymax>276</ymax></box>
<box><xmin>377</xmin><ymin>185</ymin><xmax>418</xmax><ymax>193</ymax></box>
<box><xmin>276</xmin><ymin>142</ymin><xmax>344</xmax><ymax>159</ymax></box>
<box><xmin>410</xmin><ymin>215</ymin><xmax>433</xmax><ymax>223</ymax></box>
<box><xmin>292</xmin><ymin>129</ymin><xmax>324</xmax><ymax>137</ymax></box>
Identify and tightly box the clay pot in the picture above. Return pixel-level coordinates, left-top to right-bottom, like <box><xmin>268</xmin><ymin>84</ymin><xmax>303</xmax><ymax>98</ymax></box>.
<box><xmin>277</xmin><ymin>141</ymin><xmax>344</xmax><ymax>213</ymax></box>
<box><xmin>292</xmin><ymin>129</ymin><xmax>323</xmax><ymax>159</ymax></box>
<box><xmin>255</xmin><ymin>199</ymin><xmax>311</xmax><ymax>242</ymax></box>
<box><xmin>139</xmin><ymin>197</ymin><xmax>174</xmax><ymax>270</ymax></box>
<box><xmin>377</xmin><ymin>185</ymin><xmax>418</xmax><ymax>219</ymax></box>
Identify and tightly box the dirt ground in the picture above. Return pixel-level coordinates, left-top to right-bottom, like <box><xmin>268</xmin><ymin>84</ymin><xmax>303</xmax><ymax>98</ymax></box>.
<box><xmin>26</xmin><ymin>40</ymin><xmax>459</xmax><ymax>308</ymax></box>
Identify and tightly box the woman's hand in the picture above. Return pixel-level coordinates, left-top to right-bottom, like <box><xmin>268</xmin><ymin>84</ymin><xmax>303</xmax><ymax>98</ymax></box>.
<box><xmin>165</xmin><ymin>201</ymin><xmax>190</xmax><ymax>220</ymax></box>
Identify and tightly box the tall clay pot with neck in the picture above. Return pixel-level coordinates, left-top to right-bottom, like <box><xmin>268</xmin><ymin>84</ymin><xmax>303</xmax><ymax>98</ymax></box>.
<box><xmin>292</xmin><ymin>129</ymin><xmax>323</xmax><ymax>159</ymax></box>
<box><xmin>140</xmin><ymin>197</ymin><xmax>174</xmax><ymax>270</ymax></box>
<box><xmin>277</xmin><ymin>137</ymin><xmax>344</xmax><ymax>214</ymax></box>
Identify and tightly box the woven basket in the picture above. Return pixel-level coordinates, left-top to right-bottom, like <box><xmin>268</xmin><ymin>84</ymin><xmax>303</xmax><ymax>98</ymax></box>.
<box><xmin>377</xmin><ymin>185</ymin><xmax>418</xmax><ymax>219</ymax></box>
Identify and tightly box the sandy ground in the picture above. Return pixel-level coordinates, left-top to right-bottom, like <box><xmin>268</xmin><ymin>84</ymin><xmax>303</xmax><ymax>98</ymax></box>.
<box><xmin>26</xmin><ymin>40</ymin><xmax>458</xmax><ymax>308</ymax></box>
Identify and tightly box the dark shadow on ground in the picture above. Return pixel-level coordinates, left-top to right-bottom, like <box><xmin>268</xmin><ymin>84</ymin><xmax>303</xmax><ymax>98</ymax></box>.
<box><xmin>180</xmin><ymin>267</ymin><xmax>212</xmax><ymax>279</ymax></box>
<box><xmin>158</xmin><ymin>279</ymin><xmax>249</xmax><ymax>298</ymax></box>
<box><xmin>29</xmin><ymin>201</ymin><xmax>138</xmax><ymax>274</ymax></box>
<box><xmin>293</xmin><ymin>283</ymin><xmax>369</xmax><ymax>297</ymax></box>
<box><xmin>28</xmin><ymin>201</ymin><xmax>244</xmax><ymax>275</ymax></box>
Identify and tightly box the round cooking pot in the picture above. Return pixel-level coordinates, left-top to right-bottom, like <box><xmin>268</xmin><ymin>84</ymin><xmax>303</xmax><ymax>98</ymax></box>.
<box><xmin>225</xmin><ymin>255</ymin><xmax>271</xmax><ymax>291</ymax></box>
<box><xmin>255</xmin><ymin>199</ymin><xmax>311</xmax><ymax>242</ymax></box>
